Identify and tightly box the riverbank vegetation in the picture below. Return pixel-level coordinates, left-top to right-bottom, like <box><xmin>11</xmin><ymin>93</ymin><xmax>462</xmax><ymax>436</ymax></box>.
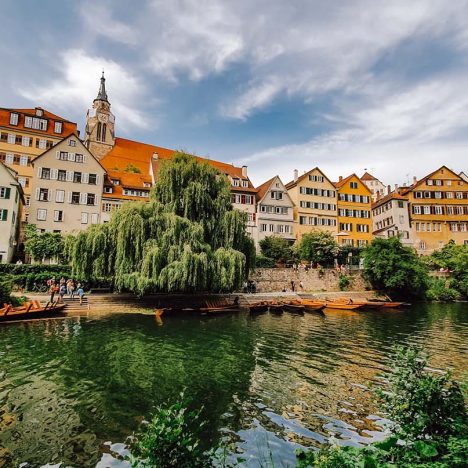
<box><xmin>70</xmin><ymin>153</ymin><xmax>254</xmax><ymax>295</ymax></box>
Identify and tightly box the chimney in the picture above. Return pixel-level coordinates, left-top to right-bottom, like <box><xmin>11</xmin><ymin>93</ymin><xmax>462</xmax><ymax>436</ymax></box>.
<box><xmin>413</xmin><ymin>176</ymin><xmax>417</xmax><ymax>185</ymax></box>
<box><xmin>387</xmin><ymin>184</ymin><xmax>391</xmax><ymax>195</ymax></box>
<box><xmin>339</xmin><ymin>176</ymin><xmax>343</xmax><ymax>182</ymax></box>
<box><xmin>241</xmin><ymin>165</ymin><xmax>248</xmax><ymax>177</ymax></box>
<box><xmin>152</xmin><ymin>152</ymin><xmax>159</xmax><ymax>160</ymax></box>
<box><xmin>376</xmin><ymin>191</ymin><xmax>381</xmax><ymax>201</ymax></box>
<box><xmin>293</xmin><ymin>169</ymin><xmax>298</xmax><ymax>182</ymax></box>
<box><xmin>394</xmin><ymin>183</ymin><xmax>399</xmax><ymax>192</ymax></box>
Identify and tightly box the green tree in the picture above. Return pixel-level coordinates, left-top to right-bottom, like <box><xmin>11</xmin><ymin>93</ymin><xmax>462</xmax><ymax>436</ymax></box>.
<box><xmin>258</xmin><ymin>235</ymin><xmax>291</xmax><ymax>262</ymax></box>
<box><xmin>362</xmin><ymin>237</ymin><xmax>428</xmax><ymax>299</ymax></box>
<box><xmin>24</xmin><ymin>224</ymin><xmax>64</xmax><ymax>263</ymax></box>
<box><xmin>296</xmin><ymin>231</ymin><xmax>339</xmax><ymax>265</ymax></box>
<box><xmin>71</xmin><ymin>153</ymin><xmax>253</xmax><ymax>295</ymax></box>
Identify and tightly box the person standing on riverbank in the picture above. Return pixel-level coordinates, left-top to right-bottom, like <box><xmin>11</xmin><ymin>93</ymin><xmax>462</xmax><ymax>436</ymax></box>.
<box><xmin>77</xmin><ymin>284</ymin><xmax>85</xmax><ymax>305</ymax></box>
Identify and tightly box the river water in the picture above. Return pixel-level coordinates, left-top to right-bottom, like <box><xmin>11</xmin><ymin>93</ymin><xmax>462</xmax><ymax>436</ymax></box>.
<box><xmin>0</xmin><ymin>303</ymin><xmax>466</xmax><ymax>467</ymax></box>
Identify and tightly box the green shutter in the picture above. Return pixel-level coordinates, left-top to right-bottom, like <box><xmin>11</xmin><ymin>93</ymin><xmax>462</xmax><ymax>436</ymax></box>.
<box><xmin>1</xmin><ymin>209</ymin><xmax>7</xmax><ymax>221</ymax></box>
<box><xmin>5</xmin><ymin>187</ymin><xmax>11</xmax><ymax>199</ymax></box>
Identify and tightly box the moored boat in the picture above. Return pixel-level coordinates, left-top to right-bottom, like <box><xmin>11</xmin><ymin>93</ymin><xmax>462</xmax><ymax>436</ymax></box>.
<box><xmin>268</xmin><ymin>303</ymin><xmax>284</xmax><ymax>314</ymax></box>
<box><xmin>0</xmin><ymin>301</ymin><xmax>67</xmax><ymax>322</ymax></box>
<box><xmin>282</xmin><ymin>303</ymin><xmax>305</xmax><ymax>314</ymax></box>
<box><xmin>249</xmin><ymin>302</ymin><xmax>269</xmax><ymax>314</ymax></box>
<box><xmin>301</xmin><ymin>301</ymin><xmax>326</xmax><ymax>313</ymax></box>
<box><xmin>322</xmin><ymin>302</ymin><xmax>363</xmax><ymax>310</ymax></box>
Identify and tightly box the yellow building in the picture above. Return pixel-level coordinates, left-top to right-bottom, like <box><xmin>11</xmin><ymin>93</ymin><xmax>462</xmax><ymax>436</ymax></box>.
<box><xmin>285</xmin><ymin>167</ymin><xmax>337</xmax><ymax>240</ymax></box>
<box><xmin>334</xmin><ymin>174</ymin><xmax>372</xmax><ymax>247</ymax></box>
<box><xmin>401</xmin><ymin>166</ymin><xmax>468</xmax><ymax>254</ymax></box>
<box><xmin>0</xmin><ymin>107</ymin><xmax>77</xmax><ymax>220</ymax></box>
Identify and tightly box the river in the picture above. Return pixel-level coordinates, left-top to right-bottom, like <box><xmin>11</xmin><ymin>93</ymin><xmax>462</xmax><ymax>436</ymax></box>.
<box><xmin>0</xmin><ymin>303</ymin><xmax>466</xmax><ymax>467</ymax></box>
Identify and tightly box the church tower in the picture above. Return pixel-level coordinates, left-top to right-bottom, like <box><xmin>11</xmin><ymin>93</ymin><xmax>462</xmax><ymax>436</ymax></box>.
<box><xmin>85</xmin><ymin>72</ymin><xmax>115</xmax><ymax>160</ymax></box>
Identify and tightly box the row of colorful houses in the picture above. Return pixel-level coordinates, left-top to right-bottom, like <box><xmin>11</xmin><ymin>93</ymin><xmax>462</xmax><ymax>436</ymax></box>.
<box><xmin>0</xmin><ymin>75</ymin><xmax>467</xmax><ymax>262</ymax></box>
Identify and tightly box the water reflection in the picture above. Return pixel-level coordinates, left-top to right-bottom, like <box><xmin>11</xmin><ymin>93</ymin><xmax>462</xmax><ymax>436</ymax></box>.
<box><xmin>0</xmin><ymin>303</ymin><xmax>466</xmax><ymax>467</ymax></box>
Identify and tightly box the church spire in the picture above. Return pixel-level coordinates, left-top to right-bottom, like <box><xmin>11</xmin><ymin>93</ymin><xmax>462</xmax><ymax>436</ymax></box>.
<box><xmin>95</xmin><ymin>71</ymin><xmax>108</xmax><ymax>102</ymax></box>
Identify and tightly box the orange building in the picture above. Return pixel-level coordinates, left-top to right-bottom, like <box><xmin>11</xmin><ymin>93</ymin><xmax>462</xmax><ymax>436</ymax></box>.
<box><xmin>334</xmin><ymin>174</ymin><xmax>372</xmax><ymax>247</ymax></box>
<box><xmin>401</xmin><ymin>166</ymin><xmax>468</xmax><ymax>254</ymax></box>
<box><xmin>0</xmin><ymin>107</ymin><xmax>77</xmax><ymax>219</ymax></box>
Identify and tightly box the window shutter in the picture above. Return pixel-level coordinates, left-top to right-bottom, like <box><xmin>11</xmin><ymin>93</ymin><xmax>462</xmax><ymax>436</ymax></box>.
<box><xmin>37</xmin><ymin>167</ymin><xmax>42</xmax><ymax>178</ymax></box>
<box><xmin>80</xmin><ymin>193</ymin><xmax>87</xmax><ymax>205</ymax></box>
<box><xmin>35</xmin><ymin>188</ymin><xmax>40</xmax><ymax>200</ymax></box>
<box><xmin>5</xmin><ymin>188</ymin><xmax>11</xmax><ymax>199</ymax></box>
<box><xmin>67</xmin><ymin>192</ymin><xmax>72</xmax><ymax>203</ymax></box>
<box><xmin>82</xmin><ymin>173</ymin><xmax>89</xmax><ymax>184</ymax></box>
<box><xmin>66</xmin><ymin>171</ymin><xmax>73</xmax><ymax>182</ymax></box>
<box><xmin>95</xmin><ymin>175</ymin><xmax>100</xmax><ymax>184</ymax></box>
<box><xmin>1</xmin><ymin>209</ymin><xmax>7</xmax><ymax>221</ymax></box>
<box><xmin>49</xmin><ymin>189</ymin><xmax>54</xmax><ymax>201</ymax></box>
<box><xmin>83</xmin><ymin>154</ymin><xmax>87</xmax><ymax>163</ymax></box>
<box><xmin>51</xmin><ymin>169</ymin><xmax>58</xmax><ymax>180</ymax></box>
<box><xmin>56</xmin><ymin>151</ymin><xmax>60</xmax><ymax>160</ymax></box>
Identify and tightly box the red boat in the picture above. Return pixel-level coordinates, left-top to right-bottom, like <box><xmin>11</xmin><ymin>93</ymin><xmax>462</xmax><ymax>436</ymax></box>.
<box><xmin>1</xmin><ymin>301</ymin><xmax>67</xmax><ymax>322</ymax></box>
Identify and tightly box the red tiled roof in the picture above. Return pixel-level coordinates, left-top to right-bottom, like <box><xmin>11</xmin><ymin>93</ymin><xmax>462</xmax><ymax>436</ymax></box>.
<box><xmin>255</xmin><ymin>177</ymin><xmax>275</xmax><ymax>201</ymax></box>
<box><xmin>372</xmin><ymin>190</ymin><xmax>408</xmax><ymax>209</ymax></box>
<box><xmin>0</xmin><ymin>107</ymin><xmax>77</xmax><ymax>137</ymax></box>
<box><xmin>285</xmin><ymin>167</ymin><xmax>334</xmax><ymax>189</ymax></box>
<box><xmin>361</xmin><ymin>171</ymin><xmax>377</xmax><ymax>181</ymax></box>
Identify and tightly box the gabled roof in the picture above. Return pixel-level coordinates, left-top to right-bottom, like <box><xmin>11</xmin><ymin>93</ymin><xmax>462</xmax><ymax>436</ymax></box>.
<box><xmin>256</xmin><ymin>177</ymin><xmax>276</xmax><ymax>201</ymax></box>
<box><xmin>0</xmin><ymin>107</ymin><xmax>78</xmax><ymax>137</ymax></box>
<box><xmin>361</xmin><ymin>171</ymin><xmax>378</xmax><ymax>181</ymax></box>
<box><xmin>285</xmin><ymin>166</ymin><xmax>335</xmax><ymax>189</ymax></box>
<box><xmin>0</xmin><ymin>161</ymin><xmax>25</xmax><ymax>201</ymax></box>
<box><xmin>372</xmin><ymin>190</ymin><xmax>408</xmax><ymax>209</ymax></box>
<box><xmin>334</xmin><ymin>173</ymin><xmax>372</xmax><ymax>195</ymax></box>
<box><xmin>400</xmin><ymin>165</ymin><xmax>464</xmax><ymax>194</ymax></box>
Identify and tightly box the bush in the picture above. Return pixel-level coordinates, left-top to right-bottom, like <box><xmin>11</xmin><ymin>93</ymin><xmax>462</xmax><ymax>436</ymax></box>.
<box><xmin>338</xmin><ymin>275</ymin><xmax>351</xmax><ymax>291</ymax></box>
<box><xmin>297</xmin><ymin>346</ymin><xmax>468</xmax><ymax>467</ymax></box>
<box><xmin>128</xmin><ymin>392</ymin><xmax>214</xmax><ymax>468</ymax></box>
<box><xmin>258</xmin><ymin>236</ymin><xmax>292</xmax><ymax>262</ymax></box>
<box><xmin>0</xmin><ymin>264</ymin><xmax>71</xmax><ymax>275</ymax></box>
<box><xmin>427</xmin><ymin>278</ymin><xmax>461</xmax><ymax>302</ymax></box>
<box><xmin>255</xmin><ymin>255</ymin><xmax>276</xmax><ymax>268</ymax></box>
<box><xmin>0</xmin><ymin>281</ymin><xmax>12</xmax><ymax>305</ymax></box>
<box><xmin>296</xmin><ymin>231</ymin><xmax>339</xmax><ymax>266</ymax></box>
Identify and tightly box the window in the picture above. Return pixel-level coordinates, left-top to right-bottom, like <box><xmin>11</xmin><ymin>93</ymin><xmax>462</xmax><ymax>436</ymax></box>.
<box><xmin>112</xmin><ymin>179</ymin><xmax>120</xmax><ymax>185</ymax></box>
<box><xmin>68</xmin><ymin>139</ymin><xmax>76</xmax><ymax>147</ymax></box>
<box><xmin>419</xmin><ymin>241</ymin><xmax>426</xmax><ymax>250</ymax></box>
<box><xmin>58</xmin><ymin>170</ymin><xmax>67</xmax><ymax>182</ymax></box>
<box><xmin>75</xmin><ymin>154</ymin><xmax>84</xmax><ymax>163</ymax></box>
<box><xmin>104</xmin><ymin>186</ymin><xmax>113</xmax><ymax>193</ymax></box>
<box><xmin>91</xmin><ymin>213</ymin><xmax>99</xmax><ymax>224</ymax></box>
<box><xmin>54</xmin><ymin>210</ymin><xmax>63</xmax><ymax>222</ymax></box>
<box><xmin>7</xmin><ymin>134</ymin><xmax>15</xmax><ymax>144</ymax></box>
<box><xmin>232</xmin><ymin>178</ymin><xmax>240</xmax><ymax>187</ymax></box>
<box><xmin>88</xmin><ymin>174</ymin><xmax>97</xmax><ymax>185</ymax></box>
<box><xmin>415</xmin><ymin>222</ymin><xmax>420</xmax><ymax>232</ymax></box>
<box><xmin>71</xmin><ymin>192</ymin><xmax>80</xmax><ymax>204</ymax></box>
<box><xmin>9</xmin><ymin>113</ymin><xmax>19</xmax><ymax>126</ymax></box>
<box><xmin>450</xmin><ymin>223</ymin><xmax>458</xmax><ymax>232</ymax></box>
<box><xmin>58</xmin><ymin>151</ymin><xmax>68</xmax><ymax>161</ymax></box>
<box><xmin>260</xmin><ymin>223</ymin><xmax>267</xmax><ymax>232</ymax></box>
<box><xmin>67</xmin><ymin>152</ymin><xmax>76</xmax><ymax>162</ymax></box>
<box><xmin>434</xmin><ymin>191</ymin><xmax>442</xmax><ymax>199</ymax></box>
<box><xmin>87</xmin><ymin>193</ymin><xmax>96</xmax><ymax>205</ymax></box>
<box><xmin>38</xmin><ymin>188</ymin><xmax>49</xmax><ymax>201</ymax></box>
<box><xmin>427</xmin><ymin>179</ymin><xmax>433</xmax><ymax>186</ymax></box>
<box><xmin>299</xmin><ymin>216</ymin><xmax>307</xmax><ymax>225</ymax></box>
<box><xmin>357</xmin><ymin>224</ymin><xmax>369</xmax><ymax>232</ymax></box>
<box><xmin>423</xmin><ymin>206</ymin><xmax>431</xmax><ymax>215</ymax></box>
<box><xmin>456</xmin><ymin>192</ymin><xmax>463</xmax><ymax>199</ymax></box>
<box><xmin>460</xmin><ymin>223</ymin><xmax>467</xmax><ymax>232</ymax></box>
<box><xmin>37</xmin><ymin>209</ymin><xmax>47</xmax><ymax>221</ymax></box>
<box><xmin>446</xmin><ymin>192</ymin><xmax>453</xmax><ymax>199</ymax></box>
<box><xmin>0</xmin><ymin>187</ymin><xmax>11</xmax><ymax>199</ymax></box>
<box><xmin>102</xmin><ymin>123</ymin><xmax>107</xmax><ymax>142</ymax></box>
<box><xmin>73</xmin><ymin>172</ymin><xmax>82</xmax><ymax>183</ymax></box>
<box><xmin>0</xmin><ymin>209</ymin><xmax>8</xmax><ymax>221</ymax></box>
<box><xmin>413</xmin><ymin>206</ymin><xmax>422</xmax><ymax>214</ymax></box>
<box><xmin>446</xmin><ymin>206</ymin><xmax>454</xmax><ymax>215</ymax></box>
<box><xmin>55</xmin><ymin>190</ymin><xmax>65</xmax><ymax>203</ymax></box>
<box><xmin>144</xmin><ymin>182</ymin><xmax>151</xmax><ymax>188</ymax></box>
<box><xmin>270</xmin><ymin>190</ymin><xmax>283</xmax><ymax>200</ymax></box>
<box><xmin>81</xmin><ymin>212</ymin><xmax>88</xmax><ymax>224</ymax></box>
<box><xmin>435</xmin><ymin>179</ymin><xmax>442</xmax><ymax>186</ymax></box>
<box><xmin>20</xmin><ymin>155</ymin><xmax>28</xmax><ymax>166</ymax></box>
<box><xmin>5</xmin><ymin>153</ymin><xmax>14</xmax><ymax>164</ymax></box>
<box><xmin>447</xmin><ymin>180</ymin><xmax>452</xmax><ymax>186</ymax></box>
<box><xmin>38</xmin><ymin>139</ymin><xmax>47</xmax><ymax>150</ymax></box>
<box><xmin>350</xmin><ymin>181</ymin><xmax>358</xmax><ymax>189</ymax></box>
<box><xmin>54</xmin><ymin>121</ymin><xmax>63</xmax><ymax>133</ymax></box>
<box><xmin>41</xmin><ymin>168</ymin><xmax>51</xmax><ymax>179</ymax></box>
<box><xmin>21</xmin><ymin>136</ymin><xmax>30</xmax><ymax>146</ymax></box>
<box><xmin>241</xmin><ymin>180</ymin><xmax>248</xmax><ymax>188</ymax></box>
<box><xmin>434</xmin><ymin>206</ymin><xmax>443</xmax><ymax>215</ymax></box>
<box><xmin>358</xmin><ymin>240</ymin><xmax>368</xmax><ymax>247</ymax></box>
<box><xmin>25</xmin><ymin>116</ymin><xmax>47</xmax><ymax>130</ymax></box>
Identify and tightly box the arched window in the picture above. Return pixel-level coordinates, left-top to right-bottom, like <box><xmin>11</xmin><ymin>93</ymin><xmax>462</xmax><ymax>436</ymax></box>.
<box><xmin>97</xmin><ymin>122</ymin><xmax>102</xmax><ymax>141</ymax></box>
<box><xmin>102</xmin><ymin>123</ymin><xmax>107</xmax><ymax>142</ymax></box>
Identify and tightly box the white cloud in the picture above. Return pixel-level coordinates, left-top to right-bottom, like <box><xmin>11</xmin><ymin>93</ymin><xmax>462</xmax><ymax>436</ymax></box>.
<box><xmin>19</xmin><ymin>49</ymin><xmax>151</xmax><ymax>131</ymax></box>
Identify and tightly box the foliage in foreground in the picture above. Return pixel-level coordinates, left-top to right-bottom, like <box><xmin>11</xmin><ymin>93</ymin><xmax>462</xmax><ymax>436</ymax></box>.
<box><xmin>70</xmin><ymin>153</ymin><xmax>255</xmax><ymax>295</ymax></box>
<box><xmin>296</xmin><ymin>231</ymin><xmax>340</xmax><ymax>266</ymax></box>
<box><xmin>127</xmin><ymin>393</ymin><xmax>214</xmax><ymax>468</ymax></box>
<box><xmin>297</xmin><ymin>347</ymin><xmax>467</xmax><ymax>467</ymax></box>
<box><xmin>362</xmin><ymin>237</ymin><xmax>428</xmax><ymax>299</ymax></box>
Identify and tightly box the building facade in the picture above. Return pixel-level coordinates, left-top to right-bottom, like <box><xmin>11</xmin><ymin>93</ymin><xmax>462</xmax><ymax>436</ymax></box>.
<box><xmin>286</xmin><ymin>167</ymin><xmax>338</xmax><ymax>240</ymax></box>
<box><xmin>29</xmin><ymin>135</ymin><xmax>105</xmax><ymax>233</ymax></box>
<box><xmin>372</xmin><ymin>190</ymin><xmax>412</xmax><ymax>246</ymax></box>
<box><xmin>401</xmin><ymin>166</ymin><xmax>468</xmax><ymax>254</ymax></box>
<box><xmin>361</xmin><ymin>172</ymin><xmax>386</xmax><ymax>202</ymax></box>
<box><xmin>254</xmin><ymin>176</ymin><xmax>295</xmax><ymax>249</ymax></box>
<box><xmin>0</xmin><ymin>107</ymin><xmax>77</xmax><ymax>219</ymax></box>
<box><xmin>0</xmin><ymin>162</ymin><xmax>23</xmax><ymax>262</ymax></box>
<box><xmin>335</xmin><ymin>174</ymin><xmax>372</xmax><ymax>247</ymax></box>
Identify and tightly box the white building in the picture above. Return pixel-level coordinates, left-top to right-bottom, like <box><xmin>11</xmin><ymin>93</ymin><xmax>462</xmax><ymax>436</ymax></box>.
<box><xmin>254</xmin><ymin>176</ymin><xmax>295</xmax><ymax>250</ymax></box>
<box><xmin>372</xmin><ymin>189</ymin><xmax>413</xmax><ymax>246</ymax></box>
<box><xmin>361</xmin><ymin>172</ymin><xmax>386</xmax><ymax>202</ymax></box>
<box><xmin>0</xmin><ymin>162</ymin><xmax>23</xmax><ymax>262</ymax></box>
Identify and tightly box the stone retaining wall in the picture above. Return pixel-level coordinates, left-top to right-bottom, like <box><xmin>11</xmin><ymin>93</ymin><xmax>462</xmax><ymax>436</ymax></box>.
<box><xmin>249</xmin><ymin>268</ymin><xmax>370</xmax><ymax>293</ymax></box>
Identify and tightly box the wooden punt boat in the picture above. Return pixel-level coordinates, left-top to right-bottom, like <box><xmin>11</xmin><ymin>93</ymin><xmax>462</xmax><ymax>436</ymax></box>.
<box><xmin>249</xmin><ymin>302</ymin><xmax>269</xmax><ymax>314</ymax></box>
<box><xmin>282</xmin><ymin>303</ymin><xmax>305</xmax><ymax>314</ymax></box>
<box><xmin>322</xmin><ymin>302</ymin><xmax>363</xmax><ymax>310</ymax></box>
<box><xmin>380</xmin><ymin>302</ymin><xmax>405</xmax><ymax>308</ymax></box>
<box><xmin>268</xmin><ymin>303</ymin><xmax>284</xmax><ymax>314</ymax></box>
<box><xmin>300</xmin><ymin>301</ymin><xmax>326</xmax><ymax>313</ymax></box>
<box><xmin>0</xmin><ymin>301</ymin><xmax>67</xmax><ymax>322</ymax></box>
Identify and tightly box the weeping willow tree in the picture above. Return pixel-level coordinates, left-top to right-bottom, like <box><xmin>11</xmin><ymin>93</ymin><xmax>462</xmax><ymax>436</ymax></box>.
<box><xmin>71</xmin><ymin>153</ymin><xmax>254</xmax><ymax>295</ymax></box>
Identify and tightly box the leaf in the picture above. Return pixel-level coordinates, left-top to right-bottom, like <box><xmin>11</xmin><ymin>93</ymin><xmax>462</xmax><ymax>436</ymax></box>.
<box><xmin>374</xmin><ymin>436</ymin><xmax>399</xmax><ymax>452</ymax></box>
<box><xmin>414</xmin><ymin>440</ymin><xmax>438</xmax><ymax>458</ymax></box>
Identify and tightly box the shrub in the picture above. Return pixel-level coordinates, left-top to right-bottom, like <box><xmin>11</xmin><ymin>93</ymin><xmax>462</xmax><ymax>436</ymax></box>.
<box><xmin>296</xmin><ymin>231</ymin><xmax>339</xmax><ymax>267</ymax></box>
<box><xmin>255</xmin><ymin>255</ymin><xmax>276</xmax><ymax>268</ymax></box>
<box><xmin>427</xmin><ymin>278</ymin><xmax>461</xmax><ymax>302</ymax></box>
<box><xmin>0</xmin><ymin>281</ymin><xmax>12</xmax><ymax>305</ymax></box>
<box><xmin>258</xmin><ymin>236</ymin><xmax>292</xmax><ymax>262</ymax></box>
<box><xmin>338</xmin><ymin>275</ymin><xmax>350</xmax><ymax>291</ymax></box>
<box><xmin>0</xmin><ymin>264</ymin><xmax>71</xmax><ymax>275</ymax></box>
<box><xmin>127</xmin><ymin>393</ymin><xmax>214</xmax><ymax>468</ymax></box>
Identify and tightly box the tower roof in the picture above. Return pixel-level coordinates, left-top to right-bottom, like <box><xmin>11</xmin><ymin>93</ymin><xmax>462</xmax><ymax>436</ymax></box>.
<box><xmin>94</xmin><ymin>71</ymin><xmax>109</xmax><ymax>102</ymax></box>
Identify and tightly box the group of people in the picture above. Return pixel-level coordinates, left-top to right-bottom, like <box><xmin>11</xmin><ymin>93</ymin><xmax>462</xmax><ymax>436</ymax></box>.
<box><xmin>291</xmin><ymin>262</ymin><xmax>322</xmax><ymax>272</ymax></box>
<box><xmin>47</xmin><ymin>278</ymin><xmax>85</xmax><ymax>305</ymax></box>
<box><xmin>243</xmin><ymin>280</ymin><xmax>257</xmax><ymax>294</ymax></box>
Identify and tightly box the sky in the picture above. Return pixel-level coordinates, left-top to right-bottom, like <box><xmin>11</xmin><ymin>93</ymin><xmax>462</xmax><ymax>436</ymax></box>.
<box><xmin>1</xmin><ymin>0</ymin><xmax>467</xmax><ymax>187</ymax></box>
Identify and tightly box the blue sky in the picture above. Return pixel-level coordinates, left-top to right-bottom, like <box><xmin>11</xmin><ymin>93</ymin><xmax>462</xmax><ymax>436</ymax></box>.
<box><xmin>1</xmin><ymin>0</ymin><xmax>467</xmax><ymax>186</ymax></box>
